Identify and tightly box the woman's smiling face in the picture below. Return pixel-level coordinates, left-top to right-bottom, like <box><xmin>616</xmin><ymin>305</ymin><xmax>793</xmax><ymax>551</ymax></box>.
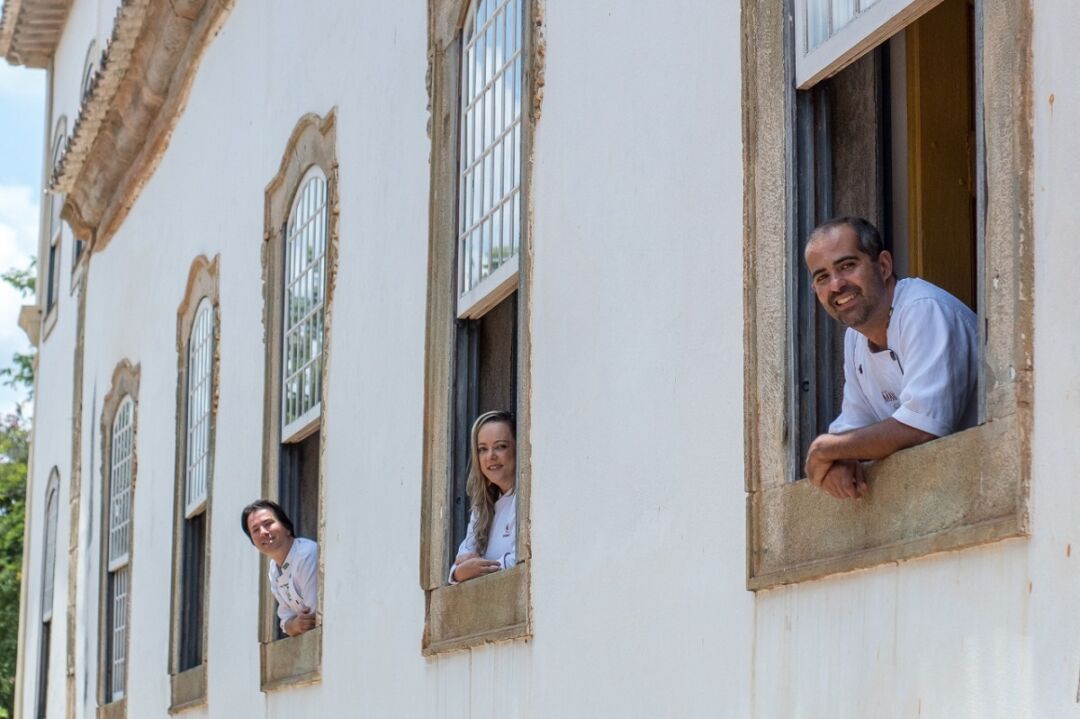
<box><xmin>477</xmin><ymin>420</ymin><xmax>516</xmax><ymax>493</ymax></box>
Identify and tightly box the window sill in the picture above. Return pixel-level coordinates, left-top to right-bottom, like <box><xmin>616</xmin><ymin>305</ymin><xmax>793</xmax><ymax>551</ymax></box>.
<box><xmin>168</xmin><ymin>663</ymin><xmax>206</xmax><ymax>713</ymax></box>
<box><xmin>424</xmin><ymin>560</ymin><xmax>530</xmax><ymax>655</ymax></box>
<box><xmin>97</xmin><ymin>698</ymin><xmax>125</xmax><ymax>719</ymax></box>
<box><xmin>260</xmin><ymin>625</ymin><xmax>321</xmax><ymax>691</ymax></box>
<box><xmin>747</xmin><ymin>416</ymin><xmax>1028</xmax><ymax>590</ymax></box>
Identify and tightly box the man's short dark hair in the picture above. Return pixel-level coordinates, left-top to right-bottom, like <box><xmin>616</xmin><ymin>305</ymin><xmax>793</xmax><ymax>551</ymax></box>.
<box><xmin>240</xmin><ymin>499</ymin><xmax>294</xmax><ymax>544</ymax></box>
<box><xmin>808</xmin><ymin>216</ymin><xmax>886</xmax><ymax>261</ymax></box>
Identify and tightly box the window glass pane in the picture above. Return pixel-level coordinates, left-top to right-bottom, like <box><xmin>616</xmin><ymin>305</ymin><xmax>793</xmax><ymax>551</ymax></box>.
<box><xmin>185</xmin><ymin>299</ymin><xmax>213</xmax><ymax>515</ymax></box>
<box><xmin>808</xmin><ymin>0</ymin><xmax>831</xmax><ymax>49</ymax></box>
<box><xmin>282</xmin><ymin>171</ymin><xmax>328</xmax><ymax>438</ymax></box>
<box><xmin>832</xmin><ymin>0</ymin><xmax>857</xmax><ymax>33</ymax></box>
<box><xmin>458</xmin><ymin>0</ymin><xmax>523</xmax><ymax>300</ymax></box>
<box><xmin>110</xmin><ymin>566</ymin><xmax>129</xmax><ymax>699</ymax></box>
<box><xmin>41</xmin><ymin>480</ymin><xmax>59</xmax><ymax>619</ymax></box>
<box><xmin>108</xmin><ymin>397</ymin><xmax>134</xmax><ymax>569</ymax></box>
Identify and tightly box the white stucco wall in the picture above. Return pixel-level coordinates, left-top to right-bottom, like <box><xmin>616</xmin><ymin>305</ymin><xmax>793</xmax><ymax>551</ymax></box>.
<box><xmin>18</xmin><ymin>0</ymin><xmax>1080</xmax><ymax>718</ymax></box>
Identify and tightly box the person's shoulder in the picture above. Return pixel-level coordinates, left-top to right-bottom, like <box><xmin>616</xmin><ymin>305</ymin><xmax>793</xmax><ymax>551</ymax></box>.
<box><xmin>894</xmin><ymin>278</ymin><xmax>975</xmax><ymax>322</ymax></box>
<box><xmin>294</xmin><ymin>536</ymin><xmax>319</xmax><ymax>559</ymax></box>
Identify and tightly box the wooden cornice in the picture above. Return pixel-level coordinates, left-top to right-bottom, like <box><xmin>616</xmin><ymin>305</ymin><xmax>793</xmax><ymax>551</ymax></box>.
<box><xmin>0</xmin><ymin>0</ymin><xmax>72</xmax><ymax>68</ymax></box>
<box><xmin>50</xmin><ymin>0</ymin><xmax>233</xmax><ymax>253</ymax></box>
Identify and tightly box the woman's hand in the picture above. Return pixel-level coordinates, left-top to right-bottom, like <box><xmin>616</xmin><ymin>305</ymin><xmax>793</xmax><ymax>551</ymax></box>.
<box><xmin>452</xmin><ymin>554</ymin><xmax>502</xmax><ymax>582</ymax></box>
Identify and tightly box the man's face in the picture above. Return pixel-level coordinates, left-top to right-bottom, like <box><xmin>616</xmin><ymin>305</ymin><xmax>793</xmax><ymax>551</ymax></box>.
<box><xmin>246</xmin><ymin>508</ymin><xmax>291</xmax><ymax>557</ymax></box>
<box><xmin>804</xmin><ymin>225</ymin><xmax>892</xmax><ymax>331</ymax></box>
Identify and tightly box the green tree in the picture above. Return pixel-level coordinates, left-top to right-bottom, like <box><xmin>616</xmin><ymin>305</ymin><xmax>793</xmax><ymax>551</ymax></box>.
<box><xmin>0</xmin><ymin>409</ymin><xmax>28</xmax><ymax>718</ymax></box>
<box><xmin>0</xmin><ymin>261</ymin><xmax>34</xmax><ymax>718</ymax></box>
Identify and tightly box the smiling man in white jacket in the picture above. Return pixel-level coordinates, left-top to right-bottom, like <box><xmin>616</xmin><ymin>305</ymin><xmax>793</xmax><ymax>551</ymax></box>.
<box><xmin>802</xmin><ymin>217</ymin><xmax>979</xmax><ymax>500</ymax></box>
<box><xmin>242</xmin><ymin>499</ymin><xmax>319</xmax><ymax>636</ymax></box>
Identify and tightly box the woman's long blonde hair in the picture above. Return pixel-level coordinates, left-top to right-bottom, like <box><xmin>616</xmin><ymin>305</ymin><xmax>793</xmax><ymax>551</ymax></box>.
<box><xmin>467</xmin><ymin>410</ymin><xmax>516</xmax><ymax>556</ymax></box>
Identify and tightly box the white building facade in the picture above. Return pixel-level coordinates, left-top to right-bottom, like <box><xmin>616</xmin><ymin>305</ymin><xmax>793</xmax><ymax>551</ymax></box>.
<box><xmin>3</xmin><ymin>0</ymin><xmax>1079</xmax><ymax>717</ymax></box>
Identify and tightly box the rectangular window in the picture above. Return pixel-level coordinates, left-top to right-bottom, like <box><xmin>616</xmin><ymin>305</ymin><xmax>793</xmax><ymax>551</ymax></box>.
<box><xmin>36</xmin><ymin>475</ymin><xmax>60</xmax><ymax>719</ymax></box>
<box><xmin>422</xmin><ymin>0</ymin><xmax>534</xmax><ymax>655</ymax></box>
<box><xmin>743</xmin><ymin>0</ymin><xmax>1033</xmax><ymax>589</ymax></box>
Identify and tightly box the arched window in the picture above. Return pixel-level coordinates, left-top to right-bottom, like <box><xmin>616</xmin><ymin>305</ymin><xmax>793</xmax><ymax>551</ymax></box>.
<box><xmin>35</xmin><ymin>470</ymin><xmax>60</xmax><ymax>719</ymax></box>
<box><xmin>106</xmin><ymin>394</ymin><xmax>134</xmax><ymax>702</ymax></box>
<box><xmin>260</xmin><ymin>111</ymin><xmax>335</xmax><ymax>686</ymax></box>
<box><xmin>281</xmin><ymin>166</ymin><xmax>328</xmax><ymax>441</ymax></box>
<box><xmin>169</xmin><ymin>260</ymin><xmax>218</xmax><ymax>707</ymax></box>
<box><xmin>185</xmin><ymin>298</ymin><xmax>213</xmax><ymax>516</ymax></box>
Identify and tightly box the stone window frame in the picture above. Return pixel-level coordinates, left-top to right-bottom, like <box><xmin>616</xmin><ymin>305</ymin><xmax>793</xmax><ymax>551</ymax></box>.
<box><xmin>257</xmin><ymin>110</ymin><xmax>339</xmax><ymax>690</ymax></box>
<box><xmin>43</xmin><ymin>115</ymin><xmax>67</xmax><ymax>340</ymax></box>
<box><xmin>96</xmin><ymin>360</ymin><xmax>139</xmax><ymax>719</ymax></box>
<box><xmin>166</xmin><ymin>256</ymin><xmax>220</xmax><ymax>712</ymax></box>
<box><xmin>743</xmin><ymin>0</ymin><xmax>1033</xmax><ymax>590</ymax></box>
<box><xmin>35</xmin><ymin>468</ymin><xmax>61</xmax><ymax>719</ymax></box>
<box><xmin>420</xmin><ymin>0</ymin><xmax>542</xmax><ymax>655</ymax></box>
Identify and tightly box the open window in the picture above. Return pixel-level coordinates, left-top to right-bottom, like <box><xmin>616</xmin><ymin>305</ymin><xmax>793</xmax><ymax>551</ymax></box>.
<box><xmin>167</xmin><ymin>256</ymin><xmax>219</xmax><ymax>711</ymax></box>
<box><xmin>258</xmin><ymin>111</ymin><xmax>337</xmax><ymax>689</ymax></box>
<box><xmin>743</xmin><ymin>0</ymin><xmax>1032</xmax><ymax>588</ymax></box>
<box><xmin>97</xmin><ymin>361</ymin><xmax>139</xmax><ymax>718</ymax></box>
<box><xmin>422</xmin><ymin>0</ymin><xmax>536</xmax><ymax>655</ymax></box>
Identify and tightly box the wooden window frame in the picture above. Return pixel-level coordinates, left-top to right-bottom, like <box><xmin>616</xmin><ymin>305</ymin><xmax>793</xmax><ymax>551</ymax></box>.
<box><xmin>743</xmin><ymin>0</ymin><xmax>1033</xmax><ymax>590</ymax></box>
<box><xmin>420</xmin><ymin>0</ymin><xmax>540</xmax><ymax>655</ymax></box>
<box><xmin>257</xmin><ymin>111</ymin><xmax>338</xmax><ymax>690</ymax></box>
<box><xmin>166</xmin><ymin>256</ymin><xmax>219</xmax><ymax>712</ymax></box>
<box><xmin>97</xmin><ymin>361</ymin><xmax>139</xmax><ymax>719</ymax></box>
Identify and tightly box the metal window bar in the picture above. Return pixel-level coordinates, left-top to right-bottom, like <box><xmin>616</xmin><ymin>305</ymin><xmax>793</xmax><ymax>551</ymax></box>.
<box><xmin>109</xmin><ymin>565</ymin><xmax>129</xmax><ymax>700</ymax></box>
<box><xmin>41</xmin><ymin>482</ymin><xmax>59</xmax><ymax>620</ymax></box>
<box><xmin>457</xmin><ymin>0</ymin><xmax>523</xmax><ymax>306</ymax></box>
<box><xmin>282</xmin><ymin>172</ymin><xmax>328</xmax><ymax>439</ymax></box>
<box><xmin>185</xmin><ymin>300</ymin><xmax>213</xmax><ymax>517</ymax></box>
<box><xmin>108</xmin><ymin>397</ymin><xmax>134</xmax><ymax>570</ymax></box>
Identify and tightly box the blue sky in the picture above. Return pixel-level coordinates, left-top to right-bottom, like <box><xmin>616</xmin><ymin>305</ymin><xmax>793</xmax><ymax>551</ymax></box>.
<box><xmin>0</xmin><ymin>62</ymin><xmax>45</xmax><ymax>416</ymax></box>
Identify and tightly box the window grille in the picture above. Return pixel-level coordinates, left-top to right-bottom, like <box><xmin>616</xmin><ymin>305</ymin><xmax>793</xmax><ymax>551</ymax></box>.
<box><xmin>185</xmin><ymin>299</ymin><xmax>213</xmax><ymax>516</ymax></box>
<box><xmin>794</xmin><ymin>0</ymin><xmax>942</xmax><ymax>88</ymax></box>
<box><xmin>281</xmin><ymin>168</ymin><xmax>328</xmax><ymax>441</ymax></box>
<box><xmin>41</xmin><ymin>476</ymin><xmax>59</xmax><ymax>622</ymax></box>
<box><xmin>108</xmin><ymin>396</ymin><xmax>134</xmax><ymax>571</ymax></box>
<box><xmin>109</xmin><ymin>566</ymin><xmax>129</xmax><ymax>700</ymax></box>
<box><xmin>457</xmin><ymin>0</ymin><xmax>524</xmax><ymax>318</ymax></box>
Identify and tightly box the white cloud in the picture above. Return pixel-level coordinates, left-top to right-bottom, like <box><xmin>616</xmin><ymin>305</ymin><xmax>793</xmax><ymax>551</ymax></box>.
<box><xmin>0</xmin><ymin>63</ymin><xmax>45</xmax><ymax>100</ymax></box>
<box><xmin>0</xmin><ymin>184</ymin><xmax>39</xmax><ymax>416</ymax></box>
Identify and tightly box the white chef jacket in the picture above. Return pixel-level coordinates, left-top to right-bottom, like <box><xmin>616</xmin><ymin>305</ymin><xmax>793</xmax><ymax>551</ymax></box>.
<box><xmin>268</xmin><ymin>537</ymin><xmax>318</xmax><ymax>632</ymax></box>
<box><xmin>449</xmin><ymin>489</ymin><xmax>516</xmax><ymax>584</ymax></box>
<box><xmin>829</xmin><ymin>277</ymin><xmax>978</xmax><ymax>438</ymax></box>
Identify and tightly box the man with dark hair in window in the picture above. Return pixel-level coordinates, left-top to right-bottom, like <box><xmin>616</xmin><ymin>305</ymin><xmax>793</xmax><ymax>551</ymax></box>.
<box><xmin>802</xmin><ymin>216</ymin><xmax>979</xmax><ymax>499</ymax></box>
<box><xmin>241</xmin><ymin>499</ymin><xmax>318</xmax><ymax>636</ymax></box>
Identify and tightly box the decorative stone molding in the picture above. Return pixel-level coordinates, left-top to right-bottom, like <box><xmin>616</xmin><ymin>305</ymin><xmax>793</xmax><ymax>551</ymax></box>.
<box><xmin>50</xmin><ymin>0</ymin><xmax>233</xmax><ymax>253</ymax></box>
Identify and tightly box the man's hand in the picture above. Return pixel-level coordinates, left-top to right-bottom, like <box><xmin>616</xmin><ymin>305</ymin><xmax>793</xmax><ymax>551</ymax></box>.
<box><xmin>284</xmin><ymin>606</ymin><xmax>317</xmax><ymax>636</ymax></box>
<box><xmin>817</xmin><ymin>459</ymin><xmax>867</xmax><ymax>499</ymax></box>
<box><xmin>452</xmin><ymin>554</ymin><xmax>501</xmax><ymax>582</ymax></box>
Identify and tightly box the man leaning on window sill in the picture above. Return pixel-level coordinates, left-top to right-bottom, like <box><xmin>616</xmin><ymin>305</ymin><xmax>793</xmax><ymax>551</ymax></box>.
<box><xmin>802</xmin><ymin>217</ymin><xmax>979</xmax><ymax>499</ymax></box>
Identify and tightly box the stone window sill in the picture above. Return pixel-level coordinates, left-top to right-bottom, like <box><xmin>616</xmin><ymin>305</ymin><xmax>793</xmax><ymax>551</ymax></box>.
<box><xmin>168</xmin><ymin>663</ymin><xmax>206</xmax><ymax>713</ymax></box>
<box><xmin>747</xmin><ymin>416</ymin><xmax>1028</xmax><ymax>590</ymax></box>
<box><xmin>424</xmin><ymin>560</ymin><xmax>529</xmax><ymax>655</ymax></box>
<box><xmin>260</xmin><ymin>625</ymin><xmax>321</xmax><ymax>691</ymax></box>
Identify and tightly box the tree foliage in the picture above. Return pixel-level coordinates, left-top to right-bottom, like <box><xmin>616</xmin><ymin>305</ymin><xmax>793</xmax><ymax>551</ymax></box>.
<box><xmin>0</xmin><ymin>261</ymin><xmax>34</xmax><ymax>717</ymax></box>
<box><xmin>0</xmin><ymin>410</ymin><xmax>28</xmax><ymax>718</ymax></box>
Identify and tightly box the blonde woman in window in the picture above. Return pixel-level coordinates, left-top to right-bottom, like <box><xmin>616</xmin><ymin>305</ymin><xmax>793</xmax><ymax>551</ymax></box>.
<box><xmin>449</xmin><ymin>411</ymin><xmax>517</xmax><ymax>584</ymax></box>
